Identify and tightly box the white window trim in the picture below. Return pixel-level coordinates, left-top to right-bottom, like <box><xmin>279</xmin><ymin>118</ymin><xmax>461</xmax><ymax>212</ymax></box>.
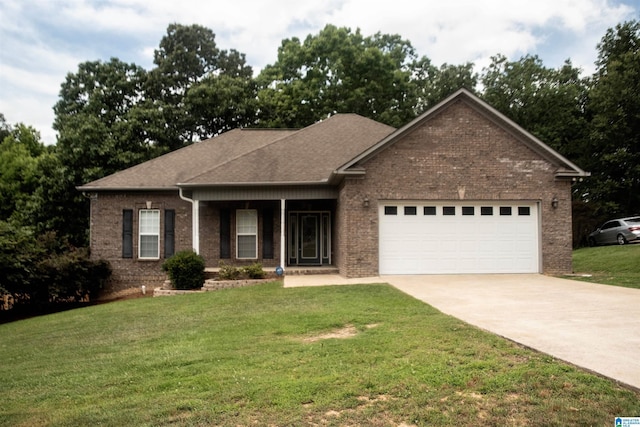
<box><xmin>139</xmin><ymin>209</ymin><xmax>160</xmax><ymax>260</ymax></box>
<box><xmin>236</xmin><ymin>209</ymin><xmax>258</xmax><ymax>259</ymax></box>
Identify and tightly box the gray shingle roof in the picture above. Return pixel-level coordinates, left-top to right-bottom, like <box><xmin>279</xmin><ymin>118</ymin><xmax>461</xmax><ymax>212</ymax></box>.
<box><xmin>78</xmin><ymin>114</ymin><xmax>395</xmax><ymax>190</ymax></box>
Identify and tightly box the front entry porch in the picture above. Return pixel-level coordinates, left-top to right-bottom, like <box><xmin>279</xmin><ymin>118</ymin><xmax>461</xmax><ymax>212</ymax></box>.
<box><xmin>183</xmin><ymin>187</ymin><xmax>338</xmax><ymax>273</ymax></box>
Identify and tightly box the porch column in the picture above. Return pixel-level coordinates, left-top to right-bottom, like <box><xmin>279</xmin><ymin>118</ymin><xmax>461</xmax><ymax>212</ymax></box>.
<box><xmin>192</xmin><ymin>199</ymin><xmax>200</xmax><ymax>254</ymax></box>
<box><xmin>280</xmin><ymin>199</ymin><xmax>286</xmax><ymax>272</ymax></box>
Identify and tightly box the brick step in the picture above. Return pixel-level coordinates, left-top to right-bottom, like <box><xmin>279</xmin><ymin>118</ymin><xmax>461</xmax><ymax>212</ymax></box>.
<box><xmin>285</xmin><ymin>267</ymin><xmax>339</xmax><ymax>275</ymax></box>
<box><xmin>204</xmin><ymin>266</ymin><xmax>338</xmax><ymax>277</ymax></box>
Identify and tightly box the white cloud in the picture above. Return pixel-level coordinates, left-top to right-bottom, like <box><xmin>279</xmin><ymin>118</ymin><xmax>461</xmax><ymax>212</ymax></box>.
<box><xmin>0</xmin><ymin>0</ymin><xmax>636</xmax><ymax>144</ymax></box>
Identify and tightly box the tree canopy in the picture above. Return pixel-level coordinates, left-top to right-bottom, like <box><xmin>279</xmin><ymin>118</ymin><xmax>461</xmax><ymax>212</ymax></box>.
<box><xmin>145</xmin><ymin>24</ymin><xmax>257</xmax><ymax>149</ymax></box>
<box><xmin>480</xmin><ymin>54</ymin><xmax>589</xmax><ymax>158</ymax></box>
<box><xmin>256</xmin><ymin>25</ymin><xmax>476</xmax><ymax>128</ymax></box>
<box><xmin>2</xmin><ymin>20</ymin><xmax>639</xmax><ymax>250</ymax></box>
<box><xmin>583</xmin><ymin>20</ymin><xmax>640</xmax><ymax>216</ymax></box>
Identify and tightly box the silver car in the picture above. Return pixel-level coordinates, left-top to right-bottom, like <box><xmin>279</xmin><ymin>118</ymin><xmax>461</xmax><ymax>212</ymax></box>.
<box><xmin>588</xmin><ymin>217</ymin><xmax>640</xmax><ymax>246</ymax></box>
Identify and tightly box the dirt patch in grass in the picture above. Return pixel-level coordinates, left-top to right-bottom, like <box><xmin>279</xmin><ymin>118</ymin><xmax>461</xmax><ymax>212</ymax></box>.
<box><xmin>302</xmin><ymin>323</ymin><xmax>379</xmax><ymax>343</ymax></box>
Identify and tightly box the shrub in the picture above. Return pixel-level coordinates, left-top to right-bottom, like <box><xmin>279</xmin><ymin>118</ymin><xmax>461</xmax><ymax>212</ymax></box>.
<box><xmin>218</xmin><ymin>262</ymin><xmax>241</xmax><ymax>280</ymax></box>
<box><xmin>162</xmin><ymin>251</ymin><xmax>205</xmax><ymax>290</ymax></box>
<box><xmin>38</xmin><ymin>247</ymin><xmax>111</xmax><ymax>303</ymax></box>
<box><xmin>0</xmin><ymin>223</ymin><xmax>111</xmax><ymax>314</ymax></box>
<box><xmin>218</xmin><ymin>262</ymin><xmax>266</xmax><ymax>280</ymax></box>
<box><xmin>242</xmin><ymin>263</ymin><xmax>266</xmax><ymax>279</ymax></box>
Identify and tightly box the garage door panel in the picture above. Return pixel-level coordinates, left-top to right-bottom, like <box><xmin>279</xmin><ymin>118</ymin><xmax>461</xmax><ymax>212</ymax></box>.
<box><xmin>379</xmin><ymin>201</ymin><xmax>539</xmax><ymax>274</ymax></box>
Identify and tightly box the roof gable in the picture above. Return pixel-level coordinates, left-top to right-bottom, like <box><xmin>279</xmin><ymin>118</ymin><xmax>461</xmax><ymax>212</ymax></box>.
<box><xmin>336</xmin><ymin>89</ymin><xmax>589</xmax><ymax>179</ymax></box>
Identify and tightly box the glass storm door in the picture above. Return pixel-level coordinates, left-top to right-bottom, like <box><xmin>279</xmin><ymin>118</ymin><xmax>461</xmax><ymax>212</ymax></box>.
<box><xmin>288</xmin><ymin>212</ymin><xmax>331</xmax><ymax>266</ymax></box>
<box><xmin>300</xmin><ymin>214</ymin><xmax>320</xmax><ymax>264</ymax></box>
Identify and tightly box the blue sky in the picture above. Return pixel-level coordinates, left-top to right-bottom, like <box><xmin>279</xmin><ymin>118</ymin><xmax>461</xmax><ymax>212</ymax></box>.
<box><xmin>0</xmin><ymin>0</ymin><xmax>638</xmax><ymax>145</ymax></box>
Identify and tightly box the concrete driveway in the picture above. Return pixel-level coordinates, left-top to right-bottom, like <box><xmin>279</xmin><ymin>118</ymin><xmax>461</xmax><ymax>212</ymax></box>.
<box><xmin>284</xmin><ymin>274</ymin><xmax>640</xmax><ymax>390</ymax></box>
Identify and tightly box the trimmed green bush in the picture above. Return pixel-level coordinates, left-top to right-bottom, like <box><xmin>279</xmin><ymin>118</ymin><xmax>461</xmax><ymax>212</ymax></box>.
<box><xmin>242</xmin><ymin>263</ymin><xmax>266</xmax><ymax>279</ymax></box>
<box><xmin>162</xmin><ymin>250</ymin><xmax>205</xmax><ymax>290</ymax></box>
<box><xmin>218</xmin><ymin>262</ymin><xmax>266</xmax><ymax>280</ymax></box>
<box><xmin>218</xmin><ymin>262</ymin><xmax>241</xmax><ymax>280</ymax></box>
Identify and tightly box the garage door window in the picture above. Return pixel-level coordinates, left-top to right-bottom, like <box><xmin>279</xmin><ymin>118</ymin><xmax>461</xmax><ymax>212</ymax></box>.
<box><xmin>462</xmin><ymin>206</ymin><xmax>475</xmax><ymax>216</ymax></box>
<box><xmin>424</xmin><ymin>206</ymin><xmax>436</xmax><ymax>215</ymax></box>
<box><xmin>518</xmin><ymin>206</ymin><xmax>531</xmax><ymax>216</ymax></box>
<box><xmin>384</xmin><ymin>206</ymin><xmax>397</xmax><ymax>215</ymax></box>
<box><xmin>404</xmin><ymin>206</ymin><xmax>417</xmax><ymax>215</ymax></box>
<box><xmin>481</xmin><ymin>206</ymin><xmax>493</xmax><ymax>216</ymax></box>
<box><xmin>443</xmin><ymin>206</ymin><xmax>456</xmax><ymax>216</ymax></box>
<box><xmin>500</xmin><ymin>207</ymin><xmax>512</xmax><ymax>216</ymax></box>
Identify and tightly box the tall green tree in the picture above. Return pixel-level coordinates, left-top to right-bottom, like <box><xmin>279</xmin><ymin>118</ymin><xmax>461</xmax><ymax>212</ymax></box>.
<box><xmin>480</xmin><ymin>54</ymin><xmax>589</xmax><ymax>157</ymax></box>
<box><xmin>0</xmin><ymin>114</ymin><xmax>12</xmax><ymax>142</ymax></box>
<box><xmin>584</xmin><ymin>20</ymin><xmax>640</xmax><ymax>216</ymax></box>
<box><xmin>0</xmin><ymin>123</ymin><xmax>47</xmax><ymax>224</ymax></box>
<box><xmin>414</xmin><ymin>62</ymin><xmax>478</xmax><ymax>112</ymax></box>
<box><xmin>54</xmin><ymin>58</ymin><xmax>153</xmax><ymax>183</ymax></box>
<box><xmin>146</xmin><ymin>24</ymin><xmax>256</xmax><ymax>148</ymax></box>
<box><xmin>51</xmin><ymin>58</ymin><xmax>152</xmax><ymax>245</ymax></box>
<box><xmin>257</xmin><ymin>25</ymin><xmax>444</xmax><ymax>128</ymax></box>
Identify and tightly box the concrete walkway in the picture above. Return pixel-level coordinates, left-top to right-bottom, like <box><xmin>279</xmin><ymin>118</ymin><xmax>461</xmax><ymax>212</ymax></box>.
<box><xmin>284</xmin><ymin>274</ymin><xmax>640</xmax><ymax>390</ymax></box>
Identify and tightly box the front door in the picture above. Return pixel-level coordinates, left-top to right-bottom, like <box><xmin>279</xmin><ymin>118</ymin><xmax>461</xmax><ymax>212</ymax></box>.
<box><xmin>288</xmin><ymin>212</ymin><xmax>331</xmax><ymax>266</ymax></box>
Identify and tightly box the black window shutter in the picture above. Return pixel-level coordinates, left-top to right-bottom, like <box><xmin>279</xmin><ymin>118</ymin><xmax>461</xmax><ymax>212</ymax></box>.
<box><xmin>220</xmin><ymin>209</ymin><xmax>231</xmax><ymax>259</ymax></box>
<box><xmin>122</xmin><ymin>209</ymin><xmax>133</xmax><ymax>258</ymax></box>
<box><xmin>164</xmin><ymin>209</ymin><xmax>175</xmax><ymax>258</ymax></box>
<box><xmin>263</xmin><ymin>208</ymin><xmax>274</xmax><ymax>259</ymax></box>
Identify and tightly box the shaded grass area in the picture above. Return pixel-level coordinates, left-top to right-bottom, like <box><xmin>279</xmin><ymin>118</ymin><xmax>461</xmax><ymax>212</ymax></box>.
<box><xmin>572</xmin><ymin>243</ymin><xmax>640</xmax><ymax>289</ymax></box>
<box><xmin>1</xmin><ymin>282</ymin><xmax>638</xmax><ymax>426</ymax></box>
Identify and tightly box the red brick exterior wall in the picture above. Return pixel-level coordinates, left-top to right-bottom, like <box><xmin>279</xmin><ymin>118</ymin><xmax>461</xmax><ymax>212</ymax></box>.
<box><xmin>90</xmin><ymin>98</ymin><xmax>577</xmax><ymax>294</ymax></box>
<box><xmin>336</xmin><ymin>99</ymin><xmax>574</xmax><ymax>277</ymax></box>
<box><xmin>89</xmin><ymin>193</ymin><xmax>280</xmax><ymax>297</ymax></box>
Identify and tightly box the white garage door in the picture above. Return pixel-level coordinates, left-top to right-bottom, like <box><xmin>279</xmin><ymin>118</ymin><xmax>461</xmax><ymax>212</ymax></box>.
<box><xmin>379</xmin><ymin>201</ymin><xmax>540</xmax><ymax>274</ymax></box>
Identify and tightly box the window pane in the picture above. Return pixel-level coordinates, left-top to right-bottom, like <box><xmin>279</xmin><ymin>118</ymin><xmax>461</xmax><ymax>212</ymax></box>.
<box><xmin>462</xmin><ymin>206</ymin><xmax>475</xmax><ymax>216</ymax></box>
<box><xmin>481</xmin><ymin>206</ymin><xmax>493</xmax><ymax>216</ymax></box>
<box><xmin>443</xmin><ymin>206</ymin><xmax>456</xmax><ymax>216</ymax></box>
<box><xmin>518</xmin><ymin>206</ymin><xmax>531</xmax><ymax>216</ymax></box>
<box><xmin>404</xmin><ymin>206</ymin><xmax>417</xmax><ymax>215</ymax></box>
<box><xmin>424</xmin><ymin>206</ymin><xmax>436</xmax><ymax>215</ymax></box>
<box><xmin>237</xmin><ymin>209</ymin><xmax>257</xmax><ymax>259</ymax></box>
<box><xmin>500</xmin><ymin>207</ymin><xmax>512</xmax><ymax>216</ymax></box>
<box><xmin>140</xmin><ymin>235</ymin><xmax>159</xmax><ymax>258</ymax></box>
<box><xmin>237</xmin><ymin>235</ymin><xmax>257</xmax><ymax>258</ymax></box>
<box><xmin>237</xmin><ymin>210</ymin><xmax>257</xmax><ymax>234</ymax></box>
<box><xmin>140</xmin><ymin>210</ymin><xmax>159</xmax><ymax>233</ymax></box>
<box><xmin>384</xmin><ymin>206</ymin><xmax>397</xmax><ymax>215</ymax></box>
<box><xmin>139</xmin><ymin>209</ymin><xmax>159</xmax><ymax>258</ymax></box>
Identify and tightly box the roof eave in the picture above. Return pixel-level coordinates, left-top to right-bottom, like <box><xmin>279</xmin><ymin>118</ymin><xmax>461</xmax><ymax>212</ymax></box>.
<box><xmin>76</xmin><ymin>186</ymin><xmax>178</xmax><ymax>192</ymax></box>
<box><xmin>176</xmin><ymin>180</ymin><xmax>332</xmax><ymax>188</ymax></box>
<box><xmin>555</xmin><ymin>170</ymin><xmax>591</xmax><ymax>179</ymax></box>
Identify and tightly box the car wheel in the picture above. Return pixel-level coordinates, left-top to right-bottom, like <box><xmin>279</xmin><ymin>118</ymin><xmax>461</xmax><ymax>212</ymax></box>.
<box><xmin>588</xmin><ymin>237</ymin><xmax>596</xmax><ymax>247</ymax></box>
<box><xmin>617</xmin><ymin>234</ymin><xmax>627</xmax><ymax>245</ymax></box>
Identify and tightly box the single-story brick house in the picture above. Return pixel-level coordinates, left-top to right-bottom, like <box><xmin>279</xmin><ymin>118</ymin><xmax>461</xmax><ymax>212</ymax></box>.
<box><xmin>79</xmin><ymin>89</ymin><xmax>589</xmax><ymax>296</ymax></box>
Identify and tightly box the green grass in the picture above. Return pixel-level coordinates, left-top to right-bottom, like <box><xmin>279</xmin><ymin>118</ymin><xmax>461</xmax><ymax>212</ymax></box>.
<box><xmin>1</xmin><ymin>282</ymin><xmax>638</xmax><ymax>426</ymax></box>
<box><xmin>572</xmin><ymin>243</ymin><xmax>640</xmax><ymax>288</ymax></box>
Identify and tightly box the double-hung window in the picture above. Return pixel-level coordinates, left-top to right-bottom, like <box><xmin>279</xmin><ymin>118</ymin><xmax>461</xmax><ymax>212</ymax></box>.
<box><xmin>139</xmin><ymin>209</ymin><xmax>160</xmax><ymax>259</ymax></box>
<box><xmin>237</xmin><ymin>209</ymin><xmax>258</xmax><ymax>259</ymax></box>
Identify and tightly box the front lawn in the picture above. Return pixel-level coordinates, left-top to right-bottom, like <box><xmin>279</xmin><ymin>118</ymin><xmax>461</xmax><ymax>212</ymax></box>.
<box><xmin>1</xmin><ymin>282</ymin><xmax>638</xmax><ymax>426</ymax></box>
<box><xmin>572</xmin><ymin>243</ymin><xmax>640</xmax><ymax>289</ymax></box>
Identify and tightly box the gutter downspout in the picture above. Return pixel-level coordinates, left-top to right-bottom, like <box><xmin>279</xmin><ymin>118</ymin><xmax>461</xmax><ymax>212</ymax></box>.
<box><xmin>179</xmin><ymin>188</ymin><xmax>200</xmax><ymax>254</ymax></box>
